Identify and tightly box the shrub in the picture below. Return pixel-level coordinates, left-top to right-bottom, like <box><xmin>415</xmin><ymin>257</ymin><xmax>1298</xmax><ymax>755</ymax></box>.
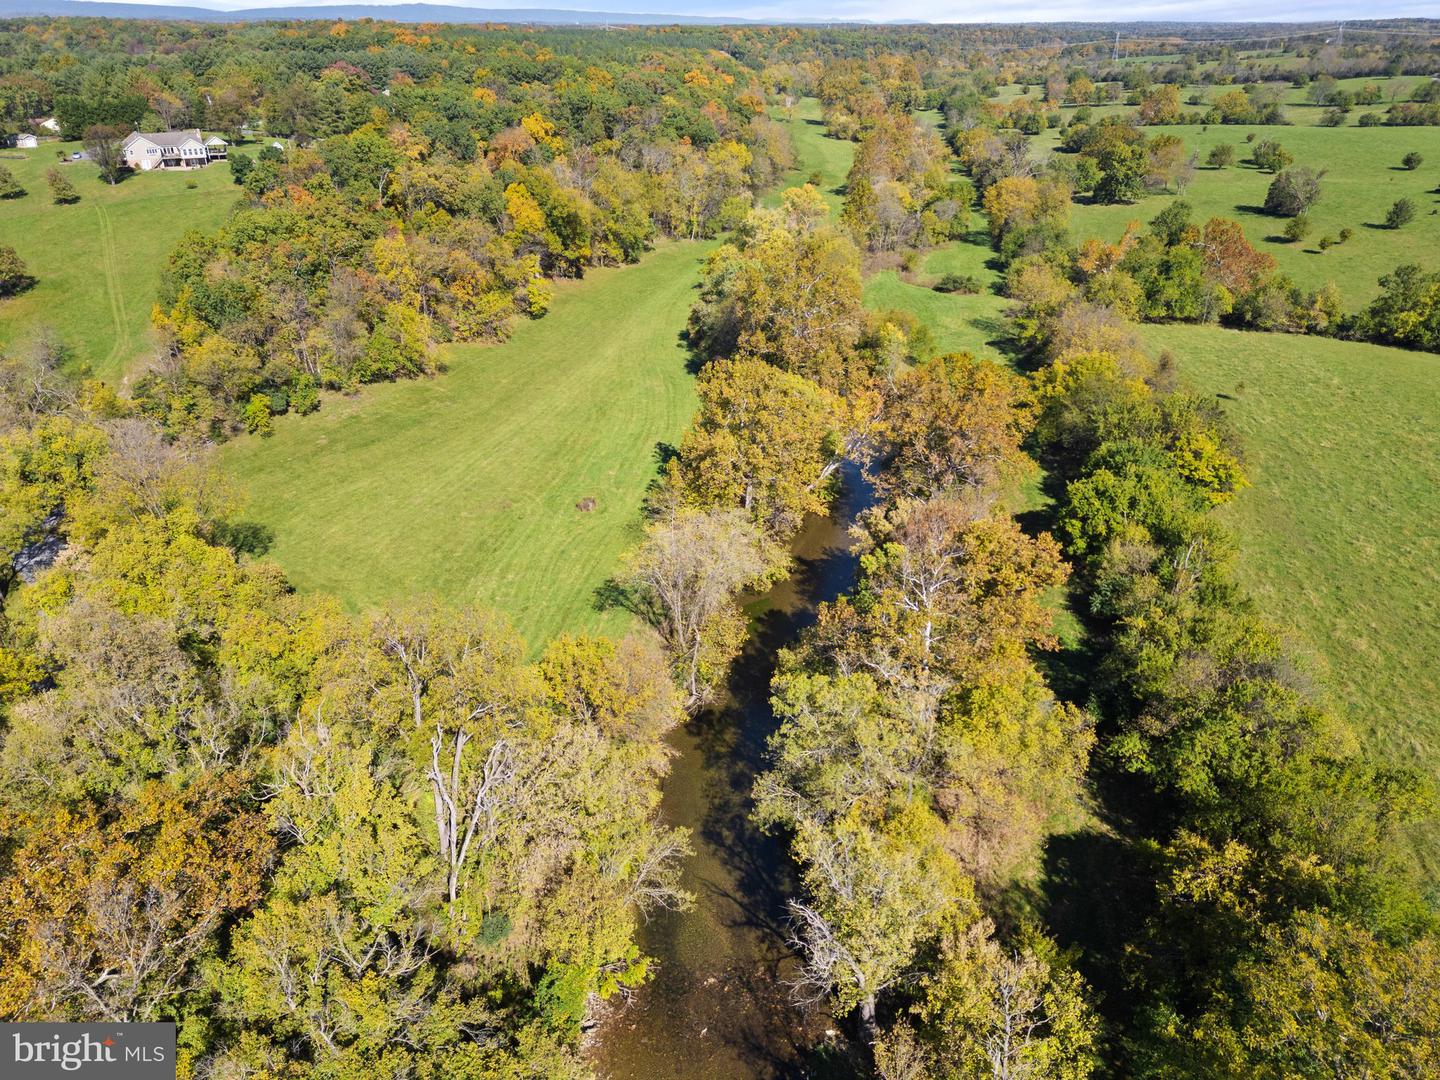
<box><xmin>1317</xmin><ymin>235</ymin><xmax>1336</xmax><ymax>251</ymax></box>
<box><xmin>1263</xmin><ymin>167</ymin><xmax>1323</xmax><ymax>216</ymax></box>
<box><xmin>1251</xmin><ymin>138</ymin><xmax>1292</xmax><ymax>173</ymax></box>
<box><xmin>1384</xmin><ymin>197</ymin><xmax>1416</xmax><ymax>229</ymax></box>
<box><xmin>0</xmin><ymin>163</ymin><xmax>23</xmax><ymax>199</ymax></box>
<box><xmin>0</xmin><ymin>245</ymin><xmax>35</xmax><ymax>296</ymax></box>
<box><xmin>1206</xmin><ymin>144</ymin><xmax>1236</xmax><ymax>169</ymax></box>
<box><xmin>289</xmin><ymin>373</ymin><xmax>320</xmax><ymax>415</ymax></box>
<box><xmin>1358</xmin><ymin>112</ymin><xmax>1383</xmax><ymax>127</ymax></box>
<box><xmin>45</xmin><ymin>168</ymin><xmax>78</xmax><ymax>204</ymax></box>
<box><xmin>1338</xmin><ymin>226</ymin><xmax>1354</xmax><ymax>243</ymax></box>
<box><xmin>1320</xmin><ymin>107</ymin><xmax>1348</xmax><ymax>127</ymax></box>
<box><xmin>242</xmin><ymin>393</ymin><xmax>273</xmax><ymax>436</ymax></box>
<box><xmin>1282</xmin><ymin>214</ymin><xmax>1311</xmax><ymax>243</ymax></box>
<box><xmin>1401</xmin><ymin>151</ymin><xmax>1423</xmax><ymax>170</ymax></box>
<box><xmin>934</xmin><ymin>272</ymin><xmax>982</xmax><ymax>294</ymax></box>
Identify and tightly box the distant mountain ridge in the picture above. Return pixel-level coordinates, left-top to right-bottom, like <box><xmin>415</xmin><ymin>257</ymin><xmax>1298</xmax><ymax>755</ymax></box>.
<box><xmin>0</xmin><ymin>0</ymin><xmax>809</xmax><ymax>23</ymax></box>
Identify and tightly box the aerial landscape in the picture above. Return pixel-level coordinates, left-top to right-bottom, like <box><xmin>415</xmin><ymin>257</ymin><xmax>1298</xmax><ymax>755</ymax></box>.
<box><xmin>0</xmin><ymin>6</ymin><xmax>1437</xmax><ymax>1079</ymax></box>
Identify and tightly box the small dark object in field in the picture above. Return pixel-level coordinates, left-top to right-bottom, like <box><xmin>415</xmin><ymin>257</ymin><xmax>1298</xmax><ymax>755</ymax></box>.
<box><xmin>576</xmin><ymin>497</ymin><xmax>597</xmax><ymax>512</ymax></box>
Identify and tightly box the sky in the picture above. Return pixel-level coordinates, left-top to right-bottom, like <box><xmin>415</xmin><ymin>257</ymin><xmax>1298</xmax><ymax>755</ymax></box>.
<box><xmin>52</xmin><ymin>0</ymin><xmax>1440</xmax><ymax>23</ymax></box>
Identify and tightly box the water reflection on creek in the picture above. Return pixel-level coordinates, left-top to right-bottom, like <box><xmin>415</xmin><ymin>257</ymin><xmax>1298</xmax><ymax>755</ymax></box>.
<box><xmin>589</xmin><ymin>467</ymin><xmax>871</xmax><ymax>1080</ymax></box>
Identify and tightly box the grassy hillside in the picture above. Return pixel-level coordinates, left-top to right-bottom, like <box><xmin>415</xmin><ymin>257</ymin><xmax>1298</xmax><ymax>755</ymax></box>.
<box><xmin>221</xmin><ymin>240</ymin><xmax>711</xmax><ymax>648</ymax></box>
<box><xmin>1036</xmin><ymin>121</ymin><xmax>1440</xmax><ymax>302</ymax></box>
<box><xmin>1142</xmin><ymin>323</ymin><xmax>1440</xmax><ymax>800</ymax></box>
<box><xmin>0</xmin><ymin>142</ymin><xmax>237</xmax><ymax>383</ymax></box>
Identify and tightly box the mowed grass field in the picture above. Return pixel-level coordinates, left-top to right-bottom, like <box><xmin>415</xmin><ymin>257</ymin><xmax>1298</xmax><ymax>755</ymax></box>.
<box><xmin>769</xmin><ymin>96</ymin><xmax>854</xmax><ymax>212</ymax></box>
<box><xmin>221</xmin><ymin>99</ymin><xmax>850</xmax><ymax>648</ymax></box>
<box><xmin>1038</xmin><ymin>119</ymin><xmax>1440</xmax><ymax>302</ymax></box>
<box><xmin>1142</xmin><ymin>323</ymin><xmax>1440</xmax><ymax>826</ymax></box>
<box><xmin>864</xmin><ymin>239</ymin><xmax>1012</xmax><ymax>364</ymax></box>
<box><xmin>0</xmin><ymin>142</ymin><xmax>237</xmax><ymax>383</ymax></box>
<box><xmin>221</xmin><ymin>240</ymin><xmax>712</xmax><ymax>648</ymax></box>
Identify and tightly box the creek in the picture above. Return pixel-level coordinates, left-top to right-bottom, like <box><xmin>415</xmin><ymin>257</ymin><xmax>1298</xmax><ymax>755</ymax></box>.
<box><xmin>589</xmin><ymin>465</ymin><xmax>871</xmax><ymax>1079</ymax></box>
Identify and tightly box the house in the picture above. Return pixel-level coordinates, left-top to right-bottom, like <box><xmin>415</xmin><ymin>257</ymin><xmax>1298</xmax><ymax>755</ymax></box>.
<box><xmin>14</xmin><ymin>133</ymin><xmax>38</xmax><ymax>149</ymax></box>
<box><xmin>121</xmin><ymin>129</ymin><xmax>228</xmax><ymax>171</ymax></box>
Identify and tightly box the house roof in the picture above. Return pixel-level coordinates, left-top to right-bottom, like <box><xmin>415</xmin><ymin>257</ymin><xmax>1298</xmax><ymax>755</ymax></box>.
<box><xmin>123</xmin><ymin>129</ymin><xmax>207</xmax><ymax>150</ymax></box>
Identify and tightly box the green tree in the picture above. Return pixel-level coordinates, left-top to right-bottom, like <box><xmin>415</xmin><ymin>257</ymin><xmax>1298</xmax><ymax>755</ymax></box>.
<box><xmin>1250</xmin><ymin>138</ymin><xmax>1293</xmax><ymax>173</ymax></box>
<box><xmin>83</xmin><ymin>124</ymin><xmax>128</xmax><ymax>185</ymax></box>
<box><xmin>781</xmin><ymin>801</ymin><xmax>970</xmax><ymax>1038</ymax></box>
<box><xmin>1206</xmin><ymin>143</ymin><xmax>1236</xmax><ymax>169</ymax></box>
<box><xmin>1183</xmin><ymin>914</ymin><xmax>1440</xmax><ymax>1078</ymax></box>
<box><xmin>0</xmin><ymin>163</ymin><xmax>24</xmax><ymax>199</ymax></box>
<box><xmin>241</xmin><ymin>392</ymin><xmax>272</xmax><ymax>435</ymax></box>
<box><xmin>1094</xmin><ymin>140</ymin><xmax>1148</xmax><ymax>204</ymax></box>
<box><xmin>1263</xmin><ymin>167</ymin><xmax>1323</xmax><ymax>217</ymax></box>
<box><xmin>877</xmin><ymin>918</ymin><xmax>1099</xmax><ymax>1080</ymax></box>
<box><xmin>621</xmin><ymin>508</ymin><xmax>783</xmax><ymax>707</ymax></box>
<box><xmin>45</xmin><ymin>168</ymin><xmax>78</xmax><ymax>204</ymax></box>
<box><xmin>672</xmin><ymin>356</ymin><xmax>847</xmax><ymax>538</ymax></box>
<box><xmin>0</xmin><ymin>245</ymin><xmax>33</xmax><ymax>296</ymax></box>
<box><xmin>689</xmin><ymin>192</ymin><xmax>865</xmax><ymax>391</ymax></box>
<box><xmin>1385</xmin><ymin>197</ymin><xmax>1416</xmax><ymax>229</ymax></box>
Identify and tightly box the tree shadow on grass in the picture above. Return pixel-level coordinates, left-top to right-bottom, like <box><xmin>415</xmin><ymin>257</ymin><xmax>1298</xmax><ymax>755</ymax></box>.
<box><xmin>215</xmin><ymin>520</ymin><xmax>274</xmax><ymax>557</ymax></box>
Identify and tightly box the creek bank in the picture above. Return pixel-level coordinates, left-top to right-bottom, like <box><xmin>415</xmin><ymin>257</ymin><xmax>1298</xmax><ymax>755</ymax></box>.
<box><xmin>588</xmin><ymin>465</ymin><xmax>871</xmax><ymax>1080</ymax></box>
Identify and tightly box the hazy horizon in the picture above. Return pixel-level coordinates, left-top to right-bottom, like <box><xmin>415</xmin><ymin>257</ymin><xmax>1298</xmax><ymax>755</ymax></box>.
<box><xmin>24</xmin><ymin>0</ymin><xmax>1440</xmax><ymax>25</ymax></box>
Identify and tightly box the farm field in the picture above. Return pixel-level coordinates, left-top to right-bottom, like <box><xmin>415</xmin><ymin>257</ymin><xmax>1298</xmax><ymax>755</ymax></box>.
<box><xmin>1142</xmin><ymin>322</ymin><xmax>1440</xmax><ymax>857</ymax></box>
<box><xmin>0</xmin><ymin>141</ymin><xmax>237</xmax><ymax>383</ymax></box>
<box><xmin>1058</xmin><ymin>124</ymin><xmax>1440</xmax><ymax>301</ymax></box>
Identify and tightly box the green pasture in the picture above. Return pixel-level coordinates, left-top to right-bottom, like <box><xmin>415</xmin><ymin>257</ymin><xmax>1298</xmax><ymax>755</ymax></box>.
<box><xmin>1143</xmin><ymin>322</ymin><xmax>1440</xmax><ymax>866</ymax></box>
<box><xmin>1060</xmin><ymin>123</ymin><xmax>1440</xmax><ymax>302</ymax></box>
<box><xmin>863</xmin><ymin>238</ymin><xmax>1011</xmax><ymax>364</ymax></box>
<box><xmin>769</xmin><ymin>95</ymin><xmax>854</xmax><ymax>211</ymax></box>
<box><xmin>0</xmin><ymin>141</ymin><xmax>238</xmax><ymax>383</ymax></box>
<box><xmin>221</xmin><ymin>240</ymin><xmax>711</xmax><ymax>648</ymax></box>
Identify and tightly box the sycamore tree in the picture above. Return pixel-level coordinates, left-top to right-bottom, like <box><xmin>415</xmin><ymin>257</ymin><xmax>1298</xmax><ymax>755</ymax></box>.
<box><xmin>780</xmin><ymin>802</ymin><xmax>970</xmax><ymax>1039</ymax></box>
<box><xmin>876</xmin><ymin>918</ymin><xmax>1099</xmax><ymax>1080</ymax></box>
<box><xmin>621</xmin><ymin>507</ymin><xmax>784</xmax><ymax>708</ymax></box>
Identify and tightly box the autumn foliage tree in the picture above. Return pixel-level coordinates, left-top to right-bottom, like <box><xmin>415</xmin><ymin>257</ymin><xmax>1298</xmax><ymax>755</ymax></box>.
<box><xmin>0</xmin><ymin>776</ymin><xmax>272</xmax><ymax>1022</ymax></box>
